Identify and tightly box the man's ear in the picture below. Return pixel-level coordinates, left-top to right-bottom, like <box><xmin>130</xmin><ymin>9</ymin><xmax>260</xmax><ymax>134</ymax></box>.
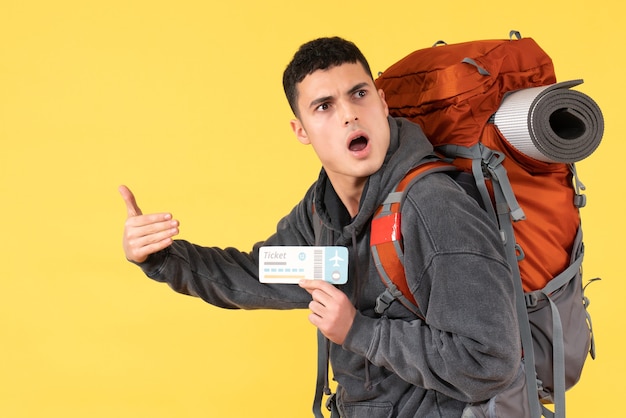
<box><xmin>290</xmin><ymin>118</ymin><xmax>310</xmax><ymax>145</ymax></box>
<box><xmin>378</xmin><ymin>88</ymin><xmax>389</xmax><ymax>117</ymax></box>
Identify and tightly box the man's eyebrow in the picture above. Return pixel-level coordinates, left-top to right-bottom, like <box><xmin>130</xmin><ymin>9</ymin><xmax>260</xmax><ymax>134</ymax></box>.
<box><xmin>347</xmin><ymin>82</ymin><xmax>370</xmax><ymax>95</ymax></box>
<box><xmin>309</xmin><ymin>95</ymin><xmax>333</xmax><ymax>110</ymax></box>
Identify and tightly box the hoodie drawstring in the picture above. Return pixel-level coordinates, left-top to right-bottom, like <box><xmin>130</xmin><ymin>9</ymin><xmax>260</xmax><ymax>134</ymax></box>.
<box><xmin>352</xmin><ymin>230</ymin><xmax>373</xmax><ymax>392</ymax></box>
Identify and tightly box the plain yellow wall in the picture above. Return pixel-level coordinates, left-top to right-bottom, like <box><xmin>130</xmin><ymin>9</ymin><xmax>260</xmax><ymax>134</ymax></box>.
<box><xmin>1</xmin><ymin>1</ymin><xmax>623</xmax><ymax>417</ymax></box>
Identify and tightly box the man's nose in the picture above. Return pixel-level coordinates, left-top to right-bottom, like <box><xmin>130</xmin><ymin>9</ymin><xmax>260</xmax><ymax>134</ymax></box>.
<box><xmin>340</xmin><ymin>102</ymin><xmax>358</xmax><ymax>125</ymax></box>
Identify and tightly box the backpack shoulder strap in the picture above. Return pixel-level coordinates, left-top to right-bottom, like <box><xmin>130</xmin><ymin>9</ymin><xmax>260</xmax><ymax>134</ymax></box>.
<box><xmin>370</xmin><ymin>158</ymin><xmax>457</xmax><ymax>317</ymax></box>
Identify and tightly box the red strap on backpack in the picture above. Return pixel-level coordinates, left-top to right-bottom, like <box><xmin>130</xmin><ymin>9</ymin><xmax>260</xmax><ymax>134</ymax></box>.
<box><xmin>370</xmin><ymin>159</ymin><xmax>456</xmax><ymax>317</ymax></box>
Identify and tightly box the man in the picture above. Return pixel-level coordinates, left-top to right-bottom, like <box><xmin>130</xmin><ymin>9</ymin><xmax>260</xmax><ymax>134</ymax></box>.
<box><xmin>120</xmin><ymin>37</ymin><xmax>521</xmax><ymax>417</ymax></box>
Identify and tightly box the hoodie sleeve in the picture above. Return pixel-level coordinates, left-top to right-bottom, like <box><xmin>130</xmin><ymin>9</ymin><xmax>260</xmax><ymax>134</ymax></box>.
<box><xmin>133</xmin><ymin>189</ymin><xmax>317</xmax><ymax>310</ymax></box>
<box><xmin>343</xmin><ymin>173</ymin><xmax>521</xmax><ymax>403</ymax></box>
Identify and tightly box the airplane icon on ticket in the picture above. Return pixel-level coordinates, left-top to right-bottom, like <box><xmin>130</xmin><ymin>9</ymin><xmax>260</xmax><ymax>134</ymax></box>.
<box><xmin>329</xmin><ymin>250</ymin><xmax>344</xmax><ymax>267</ymax></box>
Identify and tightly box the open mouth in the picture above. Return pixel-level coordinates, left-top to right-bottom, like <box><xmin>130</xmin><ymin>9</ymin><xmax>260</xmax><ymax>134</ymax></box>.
<box><xmin>348</xmin><ymin>136</ymin><xmax>368</xmax><ymax>152</ymax></box>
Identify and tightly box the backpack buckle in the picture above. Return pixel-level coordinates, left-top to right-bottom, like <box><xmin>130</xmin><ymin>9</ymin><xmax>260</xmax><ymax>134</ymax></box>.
<box><xmin>574</xmin><ymin>193</ymin><xmax>587</xmax><ymax>208</ymax></box>
<box><xmin>525</xmin><ymin>292</ymin><xmax>539</xmax><ymax>308</ymax></box>
<box><xmin>375</xmin><ymin>289</ymin><xmax>396</xmax><ymax>314</ymax></box>
<box><xmin>482</xmin><ymin>149</ymin><xmax>505</xmax><ymax>171</ymax></box>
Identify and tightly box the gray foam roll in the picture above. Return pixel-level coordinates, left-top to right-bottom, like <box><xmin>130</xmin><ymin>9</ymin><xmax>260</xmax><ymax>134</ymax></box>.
<box><xmin>493</xmin><ymin>79</ymin><xmax>604</xmax><ymax>163</ymax></box>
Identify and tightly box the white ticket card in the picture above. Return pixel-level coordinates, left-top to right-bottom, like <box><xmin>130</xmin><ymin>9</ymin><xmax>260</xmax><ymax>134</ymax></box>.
<box><xmin>259</xmin><ymin>246</ymin><xmax>348</xmax><ymax>284</ymax></box>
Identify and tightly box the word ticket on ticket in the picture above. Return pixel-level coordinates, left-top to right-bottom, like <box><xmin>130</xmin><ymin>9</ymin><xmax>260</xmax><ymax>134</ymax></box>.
<box><xmin>259</xmin><ymin>246</ymin><xmax>348</xmax><ymax>284</ymax></box>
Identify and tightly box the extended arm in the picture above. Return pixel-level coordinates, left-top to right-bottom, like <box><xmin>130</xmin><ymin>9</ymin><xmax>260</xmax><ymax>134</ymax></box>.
<box><xmin>119</xmin><ymin>185</ymin><xmax>314</xmax><ymax>310</ymax></box>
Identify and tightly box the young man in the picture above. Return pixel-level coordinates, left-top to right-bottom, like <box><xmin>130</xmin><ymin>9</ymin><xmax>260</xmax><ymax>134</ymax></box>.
<box><xmin>120</xmin><ymin>37</ymin><xmax>521</xmax><ymax>417</ymax></box>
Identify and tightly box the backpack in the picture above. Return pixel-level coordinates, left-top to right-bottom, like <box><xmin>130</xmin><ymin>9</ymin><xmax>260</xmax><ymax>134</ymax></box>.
<box><xmin>371</xmin><ymin>31</ymin><xmax>603</xmax><ymax>418</ymax></box>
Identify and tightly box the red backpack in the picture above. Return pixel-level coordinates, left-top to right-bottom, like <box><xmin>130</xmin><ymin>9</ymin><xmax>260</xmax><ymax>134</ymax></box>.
<box><xmin>372</xmin><ymin>31</ymin><xmax>603</xmax><ymax>418</ymax></box>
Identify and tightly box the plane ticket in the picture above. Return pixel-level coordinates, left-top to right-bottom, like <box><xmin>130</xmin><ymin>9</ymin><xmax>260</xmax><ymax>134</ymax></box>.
<box><xmin>259</xmin><ymin>246</ymin><xmax>348</xmax><ymax>284</ymax></box>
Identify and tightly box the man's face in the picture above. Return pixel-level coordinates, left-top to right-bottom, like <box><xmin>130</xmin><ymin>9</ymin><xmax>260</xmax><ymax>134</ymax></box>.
<box><xmin>290</xmin><ymin>62</ymin><xmax>390</xmax><ymax>191</ymax></box>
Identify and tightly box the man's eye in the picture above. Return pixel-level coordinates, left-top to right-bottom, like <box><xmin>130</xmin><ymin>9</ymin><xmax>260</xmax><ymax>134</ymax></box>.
<box><xmin>316</xmin><ymin>103</ymin><xmax>330</xmax><ymax>111</ymax></box>
<box><xmin>355</xmin><ymin>90</ymin><xmax>367</xmax><ymax>98</ymax></box>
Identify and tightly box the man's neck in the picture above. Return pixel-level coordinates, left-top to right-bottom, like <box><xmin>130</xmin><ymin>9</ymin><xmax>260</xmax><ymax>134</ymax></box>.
<box><xmin>327</xmin><ymin>175</ymin><xmax>367</xmax><ymax>218</ymax></box>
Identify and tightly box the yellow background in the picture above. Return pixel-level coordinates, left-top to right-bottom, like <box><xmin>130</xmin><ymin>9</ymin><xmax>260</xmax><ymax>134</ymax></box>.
<box><xmin>1</xmin><ymin>1</ymin><xmax>623</xmax><ymax>417</ymax></box>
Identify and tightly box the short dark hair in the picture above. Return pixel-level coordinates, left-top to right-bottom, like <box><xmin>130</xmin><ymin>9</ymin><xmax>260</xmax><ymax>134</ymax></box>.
<box><xmin>282</xmin><ymin>37</ymin><xmax>373</xmax><ymax>117</ymax></box>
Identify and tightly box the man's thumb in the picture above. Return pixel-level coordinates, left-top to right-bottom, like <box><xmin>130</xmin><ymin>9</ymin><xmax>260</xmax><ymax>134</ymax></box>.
<box><xmin>118</xmin><ymin>185</ymin><xmax>143</xmax><ymax>217</ymax></box>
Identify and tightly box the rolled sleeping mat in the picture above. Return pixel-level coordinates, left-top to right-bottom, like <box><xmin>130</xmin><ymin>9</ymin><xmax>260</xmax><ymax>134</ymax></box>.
<box><xmin>493</xmin><ymin>79</ymin><xmax>604</xmax><ymax>163</ymax></box>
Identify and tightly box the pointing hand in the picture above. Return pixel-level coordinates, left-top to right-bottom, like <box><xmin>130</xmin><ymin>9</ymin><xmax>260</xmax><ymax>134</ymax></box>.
<box><xmin>119</xmin><ymin>185</ymin><xmax>179</xmax><ymax>263</ymax></box>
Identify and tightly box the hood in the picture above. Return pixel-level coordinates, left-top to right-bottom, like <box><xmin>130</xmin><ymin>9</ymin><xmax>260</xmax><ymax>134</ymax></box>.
<box><xmin>313</xmin><ymin>116</ymin><xmax>435</xmax><ymax>242</ymax></box>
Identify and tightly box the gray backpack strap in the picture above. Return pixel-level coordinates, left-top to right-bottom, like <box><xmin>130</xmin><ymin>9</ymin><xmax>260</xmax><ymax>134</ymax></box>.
<box><xmin>570</xmin><ymin>162</ymin><xmax>597</xmax><ymax>359</ymax></box>
<box><xmin>480</xmin><ymin>144</ymin><xmax>526</xmax><ymax>222</ymax></box>
<box><xmin>491</xmin><ymin>178</ymin><xmax>543</xmax><ymax>418</ymax></box>
<box><xmin>437</xmin><ymin>143</ymin><xmax>526</xmax><ymax>222</ymax></box>
<box><xmin>583</xmin><ymin>277</ymin><xmax>600</xmax><ymax>361</ymax></box>
<box><xmin>570</xmin><ymin>163</ymin><xmax>587</xmax><ymax>208</ymax></box>
<box><xmin>461</xmin><ymin>57</ymin><xmax>491</xmax><ymax>76</ymax></box>
<box><xmin>437</xmin><ymin>144</ymin><xmax>497</xmax><ymax>222</ymax></box>
<box><xmin>527</xmin><ymin>227</ymin><xmax>589</xmax><ymax>418</ymax></box>
<box><xmin>312</xmin><ymin>329</ymin><xmax>331</xmax><ymax>418</ymax></box>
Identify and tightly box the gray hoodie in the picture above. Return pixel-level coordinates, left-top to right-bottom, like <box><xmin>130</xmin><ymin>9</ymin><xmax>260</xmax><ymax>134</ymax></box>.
<box><xmin>136</xmin><ymin>117</ymin><xmax>520</xmax><ymax>417</ymax></box>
